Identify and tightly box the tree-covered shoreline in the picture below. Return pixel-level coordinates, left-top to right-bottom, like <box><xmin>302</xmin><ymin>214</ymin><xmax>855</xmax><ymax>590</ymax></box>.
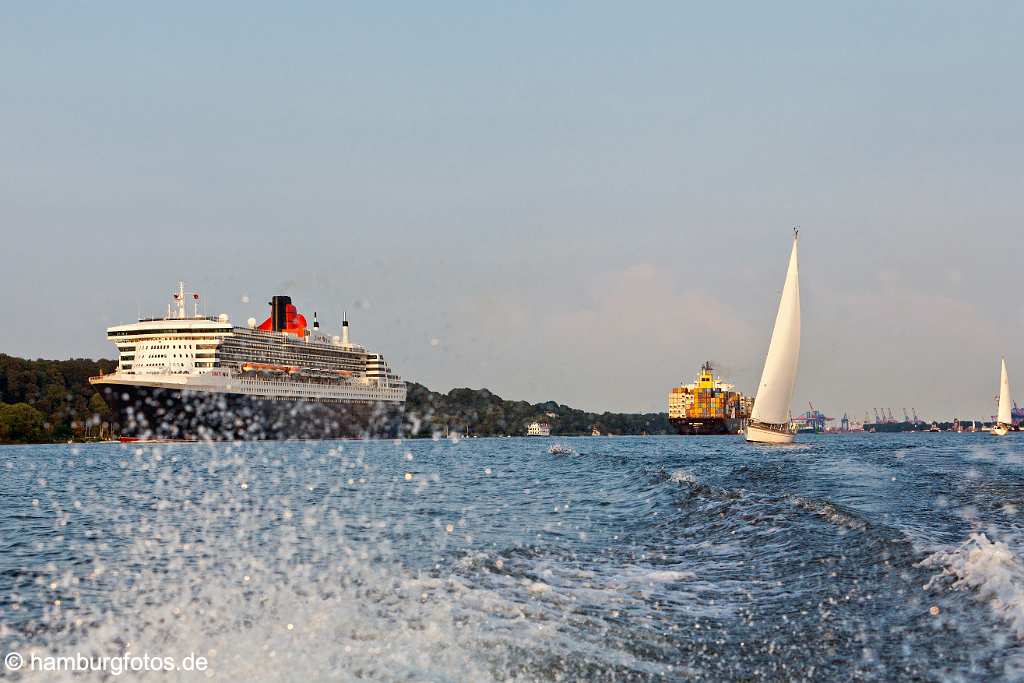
<box><xmin>404</xmin><ymin>383</ymin><xmax>669</xmax><ymax>438</ymax></box>
<box><xmin>0</xmin><ymin>355</ymin><xmax>117</xmax><ymax>443</ymax></box>
<box><xmin>0</xmin><ymin>354</ymin><xmax>669</xmax><ymax>443</ymax></box>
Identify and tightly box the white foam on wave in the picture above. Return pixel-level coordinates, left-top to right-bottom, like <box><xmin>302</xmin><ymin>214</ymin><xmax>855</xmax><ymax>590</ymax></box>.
<box><xmin>789</xmin><ymin>495</ymin><xmax>868</xmax><ymax>532</ymax></box>
<box><xmin>641</xmin><ymin>569</ymin><xmax>697</xmax><ymax>583</ymax></box>
<box><xmin>548</xmin><ymin>443</ymin><xmax>576</xmax><ymax>456</ymax></box>
<box><xmin>608</xmin><ymin>564</ymin><xmax>700</xmax><ymax>589</ymax></box>
<box><xmin>19</xmin><ymin>554</ymin><xmax>510</xmax><ymax>682</ymax></box>
<box><xmin>919</xmin><ymin>533</ymin><xmax>1024</xmax><ymax>638</ymax></box>
<box><xmin>669</xmin><ymin>469</ymin><xmax>697</xmax><ymax>484</ymax></box>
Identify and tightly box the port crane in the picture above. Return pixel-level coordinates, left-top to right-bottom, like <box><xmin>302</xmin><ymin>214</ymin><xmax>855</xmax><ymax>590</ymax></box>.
<box><xmin>795</xmin><ymin>402</ymin><xmax>835</xmax><ymax>432</ymax></box>
<box><xmin>903</xmin><ymin>408</ymin><xmax>911</xmax><ymax>423</ymax></box>
<box><xmin>912</xmin><ymin>408</ymin><xmax>920</xmax><ymax>425</ymax></box>
<box><xmin>874</xmin><ymin>408</ymin><xmax>881</xmax><ymax>424</ymax></box>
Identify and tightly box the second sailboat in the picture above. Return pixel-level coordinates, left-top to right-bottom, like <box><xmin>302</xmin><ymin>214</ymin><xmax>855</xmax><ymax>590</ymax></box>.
<box><xmin>993</xmin><ymin>358</ymin><xmax>1013</xmax><ymax>436</ymax></box>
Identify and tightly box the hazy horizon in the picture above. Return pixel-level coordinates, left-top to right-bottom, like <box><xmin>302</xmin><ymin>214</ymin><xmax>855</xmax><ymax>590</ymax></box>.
<box><xmin>2</xmin><ymin>3</ymin><xmax>1021</xmax><ymax>420</ymax></box>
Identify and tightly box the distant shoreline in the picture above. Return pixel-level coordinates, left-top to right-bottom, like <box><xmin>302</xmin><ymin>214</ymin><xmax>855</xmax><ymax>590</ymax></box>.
<box><xmin>0</xmin><ymin>353</ymin><xmax>669</xmax><ymax>444</ymax></box>
<box><xmin>1</xmin><ymin>353</ymin><xmax>1000</xmax><ymax>444</ymax></box>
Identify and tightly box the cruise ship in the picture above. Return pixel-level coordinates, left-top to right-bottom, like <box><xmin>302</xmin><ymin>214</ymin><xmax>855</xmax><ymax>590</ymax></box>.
<box><xmin>668</xmin><ymin>362</ymin><xmax>752</xmax><ymax>435</ymax></box>
<box><xmin>90</xmin><ymin>283</ymin><xmax>407</xmax><ymax>440</ymax></box>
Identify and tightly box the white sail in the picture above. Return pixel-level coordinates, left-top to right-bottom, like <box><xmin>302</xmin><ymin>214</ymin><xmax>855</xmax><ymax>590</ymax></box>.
<box><xmin>998</xmin><ymin>358</ymin><xmax>1012</xmax><ymax>425</ymax></box>
<box><xmin>751</xmin><ymin>234</ymin><xmax>801</xmax><ymax>425</ymax></box>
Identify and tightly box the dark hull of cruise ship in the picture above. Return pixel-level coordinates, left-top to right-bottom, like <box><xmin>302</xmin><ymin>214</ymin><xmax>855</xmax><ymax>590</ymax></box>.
<box><xmin>669</xmin><ymin>416</ymin><xmax>746</xmax><ymax>436</ymax></box>
<box><xmin>95</xmin><ymin>383</ymin><xmax>405</xmax><ymax>441</ymax></box>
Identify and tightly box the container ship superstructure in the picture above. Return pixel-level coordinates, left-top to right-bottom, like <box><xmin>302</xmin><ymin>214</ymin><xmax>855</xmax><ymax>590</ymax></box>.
<box><xmin>90</xmin><ymin>283</ymin><xmax>407</xmax><ymax>440</ymax></box>
<box><xmin>668</xmin><ymin>362</ymin><xmax>752</xmax><ymax>435</ymax></box>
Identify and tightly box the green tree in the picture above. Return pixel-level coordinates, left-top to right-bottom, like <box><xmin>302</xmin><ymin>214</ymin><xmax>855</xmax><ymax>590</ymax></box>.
<box><xmin>89</xmin><ymin>392</ymin><xmax>109</xmax><ymax>420</ymax></box>
<box><xmin>0</xmin><ymin>402</ymin><xmax>47</xmax><ymax>443</ymax></box>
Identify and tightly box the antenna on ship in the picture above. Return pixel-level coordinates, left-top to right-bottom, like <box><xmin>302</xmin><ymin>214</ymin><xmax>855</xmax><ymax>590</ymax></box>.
<box><xmin>173</xmin><ymin>281</ymin><xmax>187</xmax><ymax>319</ymax></box>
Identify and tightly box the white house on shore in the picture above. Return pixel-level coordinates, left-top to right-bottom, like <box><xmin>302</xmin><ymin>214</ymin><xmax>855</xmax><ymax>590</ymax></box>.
<box><xmin>526</xmin><ymin>422</ymin><xmax>551</xmax><ymax>436</ymax></box>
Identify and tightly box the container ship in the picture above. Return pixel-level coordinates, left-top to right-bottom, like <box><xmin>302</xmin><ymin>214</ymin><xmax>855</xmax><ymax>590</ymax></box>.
<box><xmin>90</xmin><ymin>283</ymin><xmax>407</xmax><ymax>440</ymax></box>
<box><xmin>668</xmin><ymin>362</ymin><xmax>752</xmax><ymax>435</ymax></box>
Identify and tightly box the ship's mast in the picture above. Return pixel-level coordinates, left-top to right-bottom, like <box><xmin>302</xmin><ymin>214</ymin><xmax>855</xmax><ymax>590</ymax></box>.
<box><xmin>176</xmin><ymin>282</ymin><xmax>186</xmax><ymax>319</ymax></box>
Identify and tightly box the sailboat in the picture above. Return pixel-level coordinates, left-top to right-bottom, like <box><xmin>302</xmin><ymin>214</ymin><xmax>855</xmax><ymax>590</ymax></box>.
<box><xmin>993</xmin><ymin>358</ymin><xmax>1013</xmax><ymax>436</ymax></box>
<box><xmin>747</xmin><ymin>230</ymin><xmax>801</xmax><ymax>444</ymax></box>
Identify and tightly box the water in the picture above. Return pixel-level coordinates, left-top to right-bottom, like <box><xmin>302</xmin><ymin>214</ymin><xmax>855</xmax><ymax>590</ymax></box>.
<box><xmin>2</xmin><ymin>433</ymin><xmax>1024</xmax><ymax>681</ymax></box>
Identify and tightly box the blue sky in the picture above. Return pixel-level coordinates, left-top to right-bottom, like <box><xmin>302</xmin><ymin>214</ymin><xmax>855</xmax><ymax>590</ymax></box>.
<box><xmin>1</xmin><ymin>2</ymin><xmax>1021</xmax><ymax>418</ymax></box>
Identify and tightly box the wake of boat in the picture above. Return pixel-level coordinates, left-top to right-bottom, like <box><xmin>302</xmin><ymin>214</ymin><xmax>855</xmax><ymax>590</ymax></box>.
<box><xmin>919</xmin><ymin>533</ymin><xmax>1024</xmax><ymax>638</ymax></box>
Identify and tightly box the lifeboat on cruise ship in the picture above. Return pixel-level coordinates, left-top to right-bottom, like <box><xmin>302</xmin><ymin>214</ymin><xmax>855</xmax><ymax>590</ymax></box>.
<box><xmin>241</xmin><ymin>362</ymin><xmax>300</xmax><ymax>374</ymax></box>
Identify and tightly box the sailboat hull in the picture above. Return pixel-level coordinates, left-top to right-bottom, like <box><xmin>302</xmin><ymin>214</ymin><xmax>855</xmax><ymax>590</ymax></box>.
<box><xmin>992</xmin><ymin>425</ymin><xmax>1010</xmax><ymax>437</ymax></box>
<box><xmin>745</xmin><ymin>423</ymin><xmax>796</xmax><ymax>444</ymax></box>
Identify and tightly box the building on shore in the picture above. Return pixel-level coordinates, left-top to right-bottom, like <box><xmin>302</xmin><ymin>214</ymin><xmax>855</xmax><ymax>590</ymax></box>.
<box><xmin>527</xmin><ymin>421</ymin><xmax>551</xmax><ymax>436</ymax></box>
